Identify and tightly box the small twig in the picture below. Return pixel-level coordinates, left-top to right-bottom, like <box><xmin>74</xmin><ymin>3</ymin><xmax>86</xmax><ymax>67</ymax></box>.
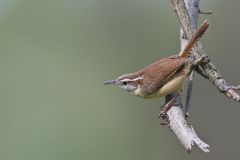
<box><xmin>198</xmin><ymin>9</ymin><xmax>213</xmax><ymax>15</ymax></box>
<box><xmin>225</xmin><ymin>88</ymin><xmax>240</xmax><ymax>102</ymax></box>
<box><xmin>227</xmin><ymin>85</ymin><xmax>240</xmax><ymax>90</ymax></box>
<box><xmin>185</xmin><ymin>70</ymin><xmax>195</xmax><ymax>118</ymax></box>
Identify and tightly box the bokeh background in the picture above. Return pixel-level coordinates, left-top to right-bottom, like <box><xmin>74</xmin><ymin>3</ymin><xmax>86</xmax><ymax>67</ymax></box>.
<box><xmin>0</xmin><ymin>0</ymin><xmax>239</xmax><ymax>160</ymax></box>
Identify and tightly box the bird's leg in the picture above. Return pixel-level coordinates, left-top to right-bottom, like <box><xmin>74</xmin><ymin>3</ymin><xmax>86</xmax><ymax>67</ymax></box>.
<box><xmin>158</xmin><ymin>96</ymin><xmax>177</xmax><ymax>120</ymax></box>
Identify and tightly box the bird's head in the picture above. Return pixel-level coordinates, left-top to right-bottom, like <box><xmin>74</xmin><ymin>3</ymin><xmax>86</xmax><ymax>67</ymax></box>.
<box><xmin>104</xmin><ymin>73</ymin><xmax>144</xmax><ymax>93</ymax></box>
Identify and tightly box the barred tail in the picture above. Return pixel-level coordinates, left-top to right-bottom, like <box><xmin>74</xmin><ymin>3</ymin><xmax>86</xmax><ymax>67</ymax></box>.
<box><xmin>179</xmin><ymin>19</ymin><xmax>209</xmax><ymax>58</ymax></box>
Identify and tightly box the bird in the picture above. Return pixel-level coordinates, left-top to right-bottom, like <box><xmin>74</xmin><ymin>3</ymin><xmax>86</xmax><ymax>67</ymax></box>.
<box><xmin>104</xmin><ymin>20</ymin><xmax>209</xmax><ymax>102</ymax></box>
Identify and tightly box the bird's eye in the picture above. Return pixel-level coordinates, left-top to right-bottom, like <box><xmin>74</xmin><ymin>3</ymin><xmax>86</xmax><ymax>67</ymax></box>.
<box><xmin>122</xmin><ymin>81</ymin><xmax>128</xmax><ymax>85</ymax></box>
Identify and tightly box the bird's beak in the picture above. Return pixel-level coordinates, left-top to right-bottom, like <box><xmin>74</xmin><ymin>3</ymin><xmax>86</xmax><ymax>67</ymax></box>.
<box><xmin>103</xmin><ymin>79</ymin><xmax>118</xmax><ymax>85</ymax></box>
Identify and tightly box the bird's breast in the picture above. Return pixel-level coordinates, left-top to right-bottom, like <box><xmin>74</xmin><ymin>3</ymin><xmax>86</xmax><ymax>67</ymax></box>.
<box><xmin>146</xmin><ymin>72</ymin><xmax>187</xmax><ymax>98</ymax></box>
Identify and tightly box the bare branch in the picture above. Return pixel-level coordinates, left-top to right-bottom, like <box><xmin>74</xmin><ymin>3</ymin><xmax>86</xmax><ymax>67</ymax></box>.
<box><xmin>164</xmin><ymin>0</ymin><xmax>240</xmax><ymax>152</ymax></box>
<box><xmin>167</xmin><ymin>106</ymin><xmax>210</xmax><ymax>152</ymax></box>
<box><xmin>162</xmin><ymin>0</ymin><xmax>210</xmax><ymax>152</ymax></box>
<box><xmin>172</xmin><ymin>0</ymin><xmax>240</xmax><ymax>102</ymax></box>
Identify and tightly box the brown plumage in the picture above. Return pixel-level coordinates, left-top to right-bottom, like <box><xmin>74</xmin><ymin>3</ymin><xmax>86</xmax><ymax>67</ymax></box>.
<box><xmin>141</xmin><ymin>56</ymin><xmax>186</xmax><ymax>94</ymax></box>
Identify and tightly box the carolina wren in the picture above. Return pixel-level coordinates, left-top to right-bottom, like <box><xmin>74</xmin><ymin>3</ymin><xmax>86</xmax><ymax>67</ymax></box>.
<box><xmin>104</xmin><ymin>20</ymin><xmax>209</xmax><ymax>99</ymax></box>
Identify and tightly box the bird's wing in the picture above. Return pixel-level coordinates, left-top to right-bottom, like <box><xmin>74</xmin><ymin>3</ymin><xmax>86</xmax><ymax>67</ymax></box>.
<box><xmin>142</xmin><ymin>55</ymin><xmax>186</xmax><ymax>94</ymax></box>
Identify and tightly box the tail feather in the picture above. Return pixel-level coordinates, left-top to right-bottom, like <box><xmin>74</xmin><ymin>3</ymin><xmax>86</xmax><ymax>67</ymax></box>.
<box><xmin>179</xmin><ymin>20</ymin><xmax>209</xmax><ymax>58</ymax></box>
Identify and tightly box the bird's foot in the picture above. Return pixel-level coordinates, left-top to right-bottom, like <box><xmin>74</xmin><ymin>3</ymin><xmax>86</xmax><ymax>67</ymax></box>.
<box><xmin>158</xmin><ymin>97</ymin><xmax>177</xmax><ymax>120</ymax></box>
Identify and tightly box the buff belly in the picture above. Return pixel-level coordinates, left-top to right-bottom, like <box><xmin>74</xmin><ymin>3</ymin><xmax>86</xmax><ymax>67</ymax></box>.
<box><xmin>145</xmin><ymin>73</ymin><xmax>187</xmax><ymax>98</ymax></box>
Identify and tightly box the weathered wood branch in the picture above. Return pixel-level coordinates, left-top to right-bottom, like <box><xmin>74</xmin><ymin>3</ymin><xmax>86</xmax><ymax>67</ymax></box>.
<box><xmin>161</xmin><ymin>0</ymin><xmax>210</xmax><ymax>153</ymax></box>
<box><xmin>163</xmin><ymin>0</ymin><xmax>240</xmax><ymax>152</ymax></box>
<box><xmin>164</xmin><ymin>93</ymin><xmax>210</xmax><ymax>152</ymax></box>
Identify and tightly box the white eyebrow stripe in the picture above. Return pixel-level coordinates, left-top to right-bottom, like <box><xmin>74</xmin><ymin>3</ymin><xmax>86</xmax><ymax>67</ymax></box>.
<box><xmin>133</xmin><ymin>75</ymin><xmax>144</xmax><ymax>81</ymax></box>
<box><xmin>121</xmin><ymin>75</ymin><xmax>144</xmax><ymax>82</ymax></box>
<box><xmin>121</xmin><ymin>79</ymin><xmax>133</xmax><ymax>82</ymax></box>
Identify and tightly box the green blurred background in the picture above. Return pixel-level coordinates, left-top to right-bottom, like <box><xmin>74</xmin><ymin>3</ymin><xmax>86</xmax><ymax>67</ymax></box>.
<box><xmin>0</xmin><ymin>0</ymin><xmax>239</xmax><ymax>159</ymax></box>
